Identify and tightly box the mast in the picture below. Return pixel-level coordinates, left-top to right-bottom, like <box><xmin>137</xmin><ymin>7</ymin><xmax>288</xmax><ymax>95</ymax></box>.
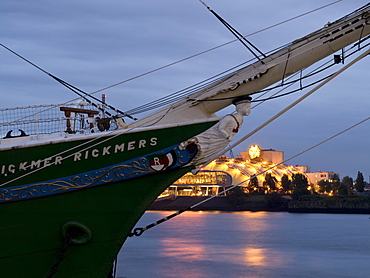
<box><xmin>134</xmin><ymin>3</ymin><xmax>370</xmax><ymax>127</ymax></box>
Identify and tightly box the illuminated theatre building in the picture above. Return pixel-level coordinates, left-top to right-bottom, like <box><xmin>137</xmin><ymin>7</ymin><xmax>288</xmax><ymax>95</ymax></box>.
<box><xmin>161</xmin><ymin>145</ymin><xmax>306</xmax><ymax>197</ymax></box>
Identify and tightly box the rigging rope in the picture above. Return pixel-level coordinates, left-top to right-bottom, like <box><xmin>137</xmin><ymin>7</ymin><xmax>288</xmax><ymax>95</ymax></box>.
<box><xmin>0</xmin><ymin>44</ymin><xmax>137</xmax><ymax>121</ymax></box>
<box><xmin>198</xmin><ymin>0</ymin><xmax>266</xmax><ymax>61</ymax></box>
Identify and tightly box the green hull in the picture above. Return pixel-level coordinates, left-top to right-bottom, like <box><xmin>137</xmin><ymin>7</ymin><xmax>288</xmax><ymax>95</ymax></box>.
<box><xmin>1</xmin><ymin>122</ymin><xmax>213</xmax><ymax>187</ymax></box>
<box><xmin>0</xmin><ymin>120</ymin><xmax>217</xmax><ymax>277</ymax></box>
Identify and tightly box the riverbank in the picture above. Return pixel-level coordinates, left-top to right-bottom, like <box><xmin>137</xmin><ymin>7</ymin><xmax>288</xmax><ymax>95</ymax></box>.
<box><xmin>148</xmin><ymin>194</ymin><xmax>370</xmax><ymax>214</ymax></box>
<box><xmin>148</xmin><ymin>195</ymin><xmax>287</xmax><ymax>212</ymax></box>
<box><xmin>288</xmin><ymin>200</ymin><xmax>370</xmax><ymax>213</ymax></box>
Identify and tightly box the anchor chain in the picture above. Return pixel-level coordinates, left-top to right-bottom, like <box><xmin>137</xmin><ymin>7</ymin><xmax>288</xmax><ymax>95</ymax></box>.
<box><xmin>47</xmin><ymin>233</ymin><xmax>72</xmax><ymax>278</ymax></box>
<box><xmin>128</xmin><ymin>209</ymin><xmax>187</xmax><ymax>237</ymax></box>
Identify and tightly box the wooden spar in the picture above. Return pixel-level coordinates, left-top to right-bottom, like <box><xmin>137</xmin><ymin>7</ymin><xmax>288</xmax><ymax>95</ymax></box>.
<box><xmin>134</xmin><ymin>4</ymin><xmax>370</xmax><ymax>127</ymax></box>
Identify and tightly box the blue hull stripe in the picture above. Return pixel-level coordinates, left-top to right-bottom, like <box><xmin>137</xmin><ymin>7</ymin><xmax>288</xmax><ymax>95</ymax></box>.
<box><xmin>0</xmin><ymin>143</ymin><xmax>197</xmax><ymax>203</ymax></box>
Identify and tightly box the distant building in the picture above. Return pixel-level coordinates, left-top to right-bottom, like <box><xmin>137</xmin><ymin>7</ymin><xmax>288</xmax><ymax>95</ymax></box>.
<box><xmin>240</xmin><ymin>145</ymin><xmax>284</xmax><ymax>164</ymax></box>
<box><xmin>167</xmin><ymin>170</ymin><xmax>232</xmax><ymax>197</ymax></box>
<box><xmin>240</xmin><ymin>145</ymin><xmax>340</xmax><ymax>189</ymax></box>
<box><xmin>305</xmin><ymin>171</ymin><xmax>339</xmax><ymax>187</ymax></box>
<box><xmin>159</xmin><ymin>145</ymin><xmax>342</xmax><ymax>198</ymax></box>
<box><xmin>159</xmin><ymin>145</ymin><xmax>305</xmax><ymax>198</ymax></box>
<box><xmin>294</xmin><ymin>165</ymin><xmax>311</xmax><ymax>173</ymax></box>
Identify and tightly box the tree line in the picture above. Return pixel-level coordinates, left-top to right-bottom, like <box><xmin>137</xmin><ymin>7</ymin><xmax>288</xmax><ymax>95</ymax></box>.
<box><xmin>244</xmin><ymin>171</ymin><xmax>367</xmax><ymax>199</ymax></box>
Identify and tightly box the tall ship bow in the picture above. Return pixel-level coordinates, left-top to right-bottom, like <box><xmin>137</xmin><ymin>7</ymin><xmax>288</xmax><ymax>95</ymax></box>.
<box><xmin>1</xmin><ymin>2</ymin><xmax>369</xmax><ymax>277</ymax></box>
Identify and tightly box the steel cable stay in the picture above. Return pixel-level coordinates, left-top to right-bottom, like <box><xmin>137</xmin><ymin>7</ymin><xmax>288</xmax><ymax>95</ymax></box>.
<box><xmin>198</xmin><ymin>0</ymin><xmax>267</xmax><ymax>61</ymax></box>
<box><xmin>129</xmin><ymin>97</ymin><xmax>370</xmax><ymax>238</ymax></box>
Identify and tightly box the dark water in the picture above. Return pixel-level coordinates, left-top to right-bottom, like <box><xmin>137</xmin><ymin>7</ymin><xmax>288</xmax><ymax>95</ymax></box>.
<box><xmin>117</xmin><ymin>211</ymin><xmax>370</xmax><ymax>278</ymax></box>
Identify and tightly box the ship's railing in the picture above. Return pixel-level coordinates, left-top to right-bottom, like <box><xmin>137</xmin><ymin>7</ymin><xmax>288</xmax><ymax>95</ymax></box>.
<box><xmin>0</xmin><ymin>101</ymin><xmax>107</xmax><ymax>139</ymax></box>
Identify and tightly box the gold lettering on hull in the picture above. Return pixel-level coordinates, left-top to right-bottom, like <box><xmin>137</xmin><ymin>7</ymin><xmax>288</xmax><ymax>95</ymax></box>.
<box><xmin>1</xmin><ymin>137</ymin><xmax>158</xmax><ymax>177</ymax></box>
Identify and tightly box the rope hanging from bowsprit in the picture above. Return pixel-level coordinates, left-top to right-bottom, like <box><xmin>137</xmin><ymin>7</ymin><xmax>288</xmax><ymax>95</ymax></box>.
<box><xmin>198</xmin><ymin>0</ymin><xmax>266</xmax><ymax>62</ymax></box>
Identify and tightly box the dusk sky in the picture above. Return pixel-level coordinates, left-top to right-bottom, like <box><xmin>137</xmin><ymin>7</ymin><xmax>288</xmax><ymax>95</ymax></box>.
<box><xmin>2</xmin><ymin>0</ymin><xmax>369</xmax><ymax>180</ymax></box>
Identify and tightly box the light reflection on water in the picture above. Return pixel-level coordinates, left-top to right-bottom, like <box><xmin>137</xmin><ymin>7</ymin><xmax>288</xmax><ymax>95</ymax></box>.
<box><xmin>118</xmin><ymin>211</ymin><xmax>370</xmax><ymax>278</ymax></box>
